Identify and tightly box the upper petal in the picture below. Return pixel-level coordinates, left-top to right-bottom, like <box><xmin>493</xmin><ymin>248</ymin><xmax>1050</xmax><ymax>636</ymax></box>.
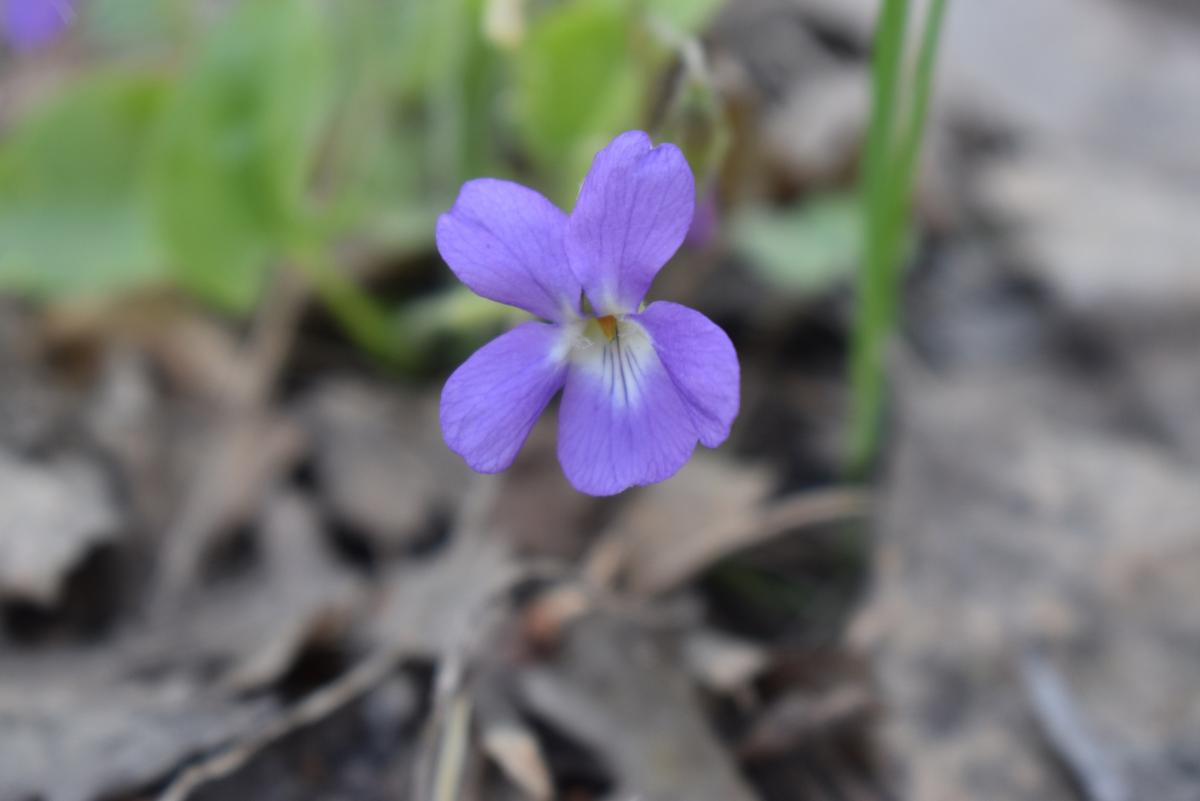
<box><xmin>634</xmin><ymin>301</ymin><xmax>739</xmax><ymax>447</ymax></box>
<box><xmin>566</xmin><ymin>131</ymin><xmax>695</xmax><ymax>315</ymax></box>
<box><xmin>437</xmin><ymin>179</ymin><xmax>581</xmax><ymax>322</ymax></box>
<box><xmin>557</xmin><ymin>320</ymin><xmax>698</xmax><ymax>496</ymax></box>
<box><xmin>441</xmin><ymin>321</ymin><xmax>570</xmax><ymax>473</ymax></box>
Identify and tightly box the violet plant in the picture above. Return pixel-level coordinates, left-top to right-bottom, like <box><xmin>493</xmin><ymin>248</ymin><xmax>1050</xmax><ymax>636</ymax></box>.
<box><xmin>2</xmin><ymin>0</ymin><xmax>73</xmax><ymax>50</ymax></box>
<box><xmin>436</xmin><ymin>130</ymin><xmax>739</xmax><ymax>496</ymax></box>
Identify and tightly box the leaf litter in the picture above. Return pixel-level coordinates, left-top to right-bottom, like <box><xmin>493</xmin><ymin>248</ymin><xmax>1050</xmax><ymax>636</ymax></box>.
<box><xmin>4</xmin><ymin>1</ymin><xmax>1200</xmax><ymax>800</ymax></box>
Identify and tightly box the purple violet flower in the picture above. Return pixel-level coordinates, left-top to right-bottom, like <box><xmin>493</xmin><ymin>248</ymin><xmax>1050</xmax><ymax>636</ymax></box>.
<box><xmin>2</xmin><ymin>0</ymin><xmax>74</xmax><ymax>52</ymax></box>
<box><xmin>436</xmin><ymin>130</ymin><xmax>740</xmax><ymax>496</ymax></box>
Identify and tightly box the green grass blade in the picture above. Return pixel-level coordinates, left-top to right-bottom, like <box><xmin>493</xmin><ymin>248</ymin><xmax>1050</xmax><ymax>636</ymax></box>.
<box><xmin>877</xmin><ymin>0</ymin><xmax>949</xmax><ymax>331</ymax></box>
<box><xmin>896</xmin><ymin>0</ymin><xmax>949</xmax><ymax>205</ymax></box>
<box><xmin>848</xmin><ymin>0</ymin><xmax>949</xmax><ymax>474</ymax></box>
<box><xmin>849</xmin><ymin>0</ymin><xmax>910</xmax><ymax>473</ymax></box>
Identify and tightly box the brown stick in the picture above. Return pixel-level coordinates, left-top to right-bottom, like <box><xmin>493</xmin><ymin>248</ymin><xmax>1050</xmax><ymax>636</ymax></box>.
<box><xmin>157</xmin><ymin>649</ymin><xmax>403</xmax><ymax>801</ymax></box>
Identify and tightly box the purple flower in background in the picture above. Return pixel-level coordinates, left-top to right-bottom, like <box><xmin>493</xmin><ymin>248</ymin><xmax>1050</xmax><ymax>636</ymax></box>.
<box><xmin>437</xmin><ymin>131</ymin><xmax>740</xmax><ymax>496</ymax></box>
<box><xmin>3</xmin><ymin>0</ymin><xmax>74</xmax><ymax>51</ymax></box>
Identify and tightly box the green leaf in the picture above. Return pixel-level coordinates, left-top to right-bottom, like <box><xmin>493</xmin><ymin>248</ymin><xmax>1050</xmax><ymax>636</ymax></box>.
<box><xmin>150</xmin><ymin>0</ymin><xmax>331</xmax><ymax>312</ymax></box>
<box><xmin>396</xmin><ymin>284</ymin><xmax>529</xmax><ymax>367</ymax></box>
<box><xmin>0</xmin><ymin>71</ymin><xmax>170</xmax><ymax>298</ymax></box>
<box><xmin>514</xmin><ymin>0</ymin><xmax>641</xmax><ymax>200</ymax></box>
<box><xmin>732</xmin><ymin>195</ymin><xmax>863</xmax><ymax>294</ymax></box>
<box><xmin>644</xmin><ymin>0</ymin><xmax>723</xmax><ymax>34</ymax></box>
<box><xmin>84</xmin><ymin>0</ymin><xmax>184</xmax><ymax>52</ymax></box>
<box><xmin>393</xmin><ymin>0</ymin><xmax>464</xmax><ymax>102</ymax></box>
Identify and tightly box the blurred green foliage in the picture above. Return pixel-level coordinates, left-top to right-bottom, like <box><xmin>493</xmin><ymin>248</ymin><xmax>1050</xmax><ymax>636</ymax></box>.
<box><xmin>0</xmin><ymin>71</ymin><xmax>168</xmax><ymax>297</ymax></box>
<box><xmin>732</xmin><ymin>195</ymin><xmax>862</xmax><ymax>295</ymax></box>
<box><xmin>0</xmin><ymin>0</ymin><xmax>949</xmax><ymax>466</ymax></box>
<box><xmin>0</xmin><ymin>0</ymin><xmax>722</xmax><ymax>337</ymax></box>
<box><xmin>515</xmin><ymin>0</ymin><xmax>640</xmax><ymax>197</ymax></box>
<box><xmin>152</xmin><ymin>0</ymin><xmax>332</xmax><ymax>310</ymax></box>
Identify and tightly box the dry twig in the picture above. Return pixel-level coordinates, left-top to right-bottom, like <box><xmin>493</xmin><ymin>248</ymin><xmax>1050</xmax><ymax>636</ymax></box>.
<box><xmin>1020</xmin><ymin>649</ymin><xmax>1130</xmax><ymax>801</ymax></box>
<box><xmin>157</xmin><ymin>648</ymin><xmax>404</xmax><ymax>801</ymax></box>
<box><xmin>590</xmin><ymin>485</ymin><xmax>871</xmax><ymax>596</ymax></box>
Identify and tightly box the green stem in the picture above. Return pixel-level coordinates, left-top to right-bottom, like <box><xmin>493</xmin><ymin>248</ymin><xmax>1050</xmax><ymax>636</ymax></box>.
<box><xmin>292</xmin><ymin>249</ymin><xmax>417</xmax><ymax>371</ymax></box>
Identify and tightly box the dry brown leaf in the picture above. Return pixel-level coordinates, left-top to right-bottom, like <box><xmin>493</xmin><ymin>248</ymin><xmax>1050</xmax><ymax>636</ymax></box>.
<box><xmin>0</xmin><ymin>669</ymin><xmax>272</xmax><ymax>801</ymax></box>
<box><xmin>491</xmin><ymin>419</ymin><xmax>601</xmax><ymax>559</ymax></box>
<box><xmin>867</xmin><ymin>364</ymin><xmax>1200</xmax><ymax>801</ymax></box>
<box><xmin>942</xmin><ymin>0</ymin><xmax>1200</xmax><ymax>177</ymax></box>
<box><xmin>155</xmin><ymin>412</ymin><xmax>307</xmax><ymax>598</ymax></box>
<box><xmin>595</xmin><ymin>454</ymin><xmax>867</xmax><ymax>595</ymax></box>
<box><xmin>762</xmin><ymin>66</ymin><xmax>868</xmax><ymax>185</ymax></box>
<box><xmin>592</xmin><ymin>454</ymin><xmax>769</xmax><ymax>594</ymax></box>
<box><xmin>367</xmin><ymin>523</ymin><xmax>522</xmax><ymax>660</ymax></box>
<box><xmin>0</xmin><ymin>452</ymin><xmax>122</xmax><ymax>605</ymax></box>
<box><xmin>156</xmin><ymin>491</ymin><xmax>366</xmax><ymax>693</ymax></box>
<box><xmin>518</xmin><ymin>616</ymin><xmax>758</xmax><ymax>801</ymax></box>
<box><xmin>520</xmin><ymin>584</ymin><xmax>591</xmax><ymax>655</ymax></box>
<box><xmin>0</xmin><ymin>304</ymin><xmax>69</xmax><ymax>451</ymax></box>
<box><xmin>979</xmin><ymin>148</ymin><xmax>1200</xmax><ymax>316</ymax></box>
<box><xmin>682</xmin><ymin>628</ymin><xmax>770</xmax><ymax>695</ymax></box>
<box><xmin>304</xmin><ymin>379</ymin><xmax>472</xmax><ymax>552</ymax></box>
<box><xmin>482</xmin><ymin>723</ymin><xmax>554</xmax><ymax>801</ymax></box>
<box><xmin>738</xmin><ymin>684</ymin><xmax>873</xmax><ymax>762</ymax></box>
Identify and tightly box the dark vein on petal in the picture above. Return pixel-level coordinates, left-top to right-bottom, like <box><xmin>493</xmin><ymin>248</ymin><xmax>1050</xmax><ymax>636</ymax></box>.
<box><xmin>613</xmin><ymin>335</ymin><xmax>627</xmax><ymax>408</ymax></box>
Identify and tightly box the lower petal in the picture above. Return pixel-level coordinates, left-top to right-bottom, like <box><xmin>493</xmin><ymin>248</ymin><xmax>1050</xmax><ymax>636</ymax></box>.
<box><xmin>634</xmin><ymin>301</ymin><xmax>739</xmax><ymax>447</ymax></box>
<box><xmin>441</xmin><ymin>321</ymin><xmax>570</xmax><ymax>473</ymax></box>
<box><xmin>557</xmin><ymin>324</ymin><xmax>698</xmax><ymax>496</ymax></box>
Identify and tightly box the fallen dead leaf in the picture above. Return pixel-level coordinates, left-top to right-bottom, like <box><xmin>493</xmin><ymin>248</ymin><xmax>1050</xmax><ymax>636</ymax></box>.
<box><xmin>942</xmin><ymin>0</ymin><xmax>1200</xmax><ymax>178</ymax></box>
<box><xmin>155</xmin><ymin>490</ymin><xmax>366</xmax><ymax>693</ymax></box>
<box><xmin>0</xmin><ymin>668</ymin><xmax>272</xmax><ymax>801</ymax></box>
<box><xmin>682</xmin><ymin>628</ymin><xmax>770</xmax><ymax>696</ymax></box>
<box><xmin>366</xmin><ymin>494</ymin><xmax>522</xmax><ymax>660</ymax></box>
<box><xmin>155</xmin><ymin>411</ymin><xmax>307</xmax><ymax>600</ymax></box>
<box><xmin>594</xmin><ymin>454</ymin><xmax>868</xmax><ymax>596</ymax></box>
<box><xmin>0</xmin><ymin>452</ymin><xmax>122</xmax><ymax>606</ymax></box>
<box><xmin>517</xmin><ymin>616</ymin><xmax>759</xmax><ymax>801</ymax></box>
<box><xmin>304</xmin><ymin>379</ymin><xmax>472</xmax><ymax>553</ymax></box>
<box><xmin>520</xmin><ymin>584</ymin><xmax>591</xmax><ymax>655</ymax></box>
<box><xmin>866</xmin><ymin>360</ymin><xmax>1200</xmax><ymax>801</ymax></box>
<box><xmin>482</xmin><ymin>722</ymin><xmax>554</xmax><ymax>801</ymax></box>
<box><xmin>491</xmin><ymin>418</ymin><xmax>601</xmax><ymax>559</ymax></box>
<box><xmin>978</xmin><ymin>147</ymin><xmax>1200</xmax><ymax>316</ymax></box>
<box><xmin>737</xmin><ymin>683</ymin><xmax>873</xmax><ymax>762</ymax></box>
<box><xmin>0</xmin><ymin>303</ymin><xmax>69</xmax><ymax>452</ymax></box>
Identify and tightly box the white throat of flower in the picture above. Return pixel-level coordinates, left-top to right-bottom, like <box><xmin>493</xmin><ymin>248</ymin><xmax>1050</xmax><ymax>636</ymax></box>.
<box><xmin>565</xmin><ymin>315</ymin><xmax>654</xmax><ymax>409</ymax></box>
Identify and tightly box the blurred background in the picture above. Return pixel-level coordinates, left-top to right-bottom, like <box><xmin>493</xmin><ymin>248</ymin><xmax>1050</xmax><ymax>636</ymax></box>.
<box><xmin>2</xmin><ymin>0</ymin><xmax>1200</xmax><ymax>800</ymax></box>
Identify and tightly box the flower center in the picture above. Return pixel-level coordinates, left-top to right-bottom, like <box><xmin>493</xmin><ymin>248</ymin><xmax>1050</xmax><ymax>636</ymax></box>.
<box><xmin>596</xmin><ymin>314</ymin><xmax>618</xmax><ymax>342</ymax></box>
<box><xmin>565</xmin><ymin>315</ymin><xmax>656</xmax><ymax>409</ymax></box>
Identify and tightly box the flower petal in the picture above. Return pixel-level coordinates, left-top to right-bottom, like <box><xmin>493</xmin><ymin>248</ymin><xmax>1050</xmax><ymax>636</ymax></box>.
<box><xmin>566</xmin><ymin>131</ymin><xmax>695</xmax><ymax>314</ymax></box>
<box><xmin>557</xmin><ymin>321</ymin><xmax>698</xmax><ymax>495</ymax></box>
<box><xmin>634</xmin><ymin>302</ymin><xmax>740</xmax><ymax>447</ymax></box>
<box><xmin>441</xmin><ymin>321</ymin><xmax>570</xmax><ymax>473</ymax></box>
<box><xmin>4</xmin><ymin>0</ymin><xmax>72</xmax><ymax>51</ymax></box>
<box><xmin>437</xmin><ymin>179</ymin><xmax>580</xmax><ymax>322</ymax></box>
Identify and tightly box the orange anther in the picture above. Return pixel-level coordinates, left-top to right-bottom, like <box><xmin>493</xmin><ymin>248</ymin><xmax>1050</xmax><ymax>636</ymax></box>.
<box><xmin>597</xmin><ymin>314</ymin><xmax>618</xmax><ymax>341</ymax></box>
